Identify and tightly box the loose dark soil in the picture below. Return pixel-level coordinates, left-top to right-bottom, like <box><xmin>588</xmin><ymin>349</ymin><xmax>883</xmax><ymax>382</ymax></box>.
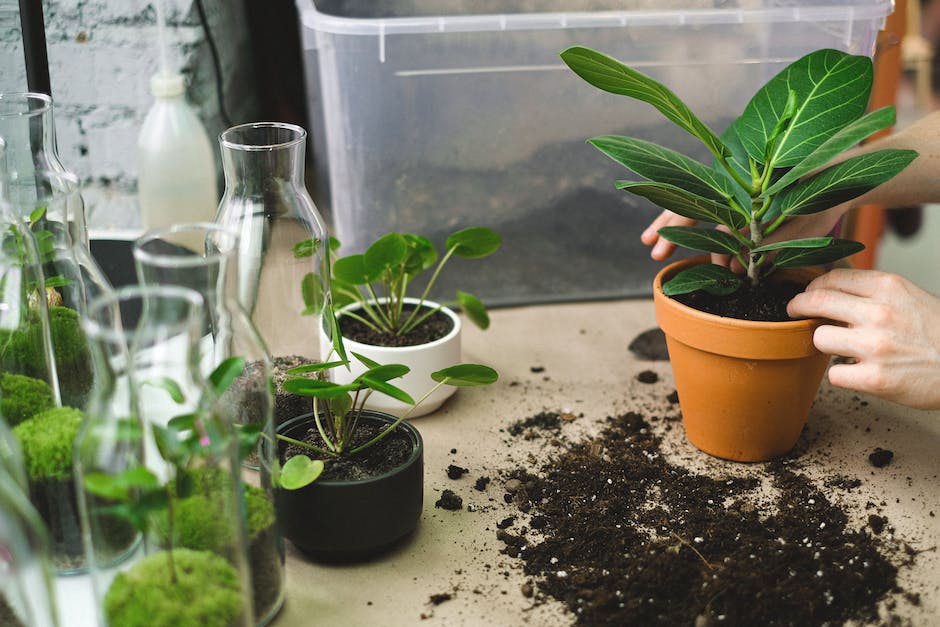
<box><xmin>868</xmin><ymin>448</ymin><xmax>895</xmax><ymax>468</ymax></box>
<box><xmin>636</xmin><ymin>370</ymin><xmax>659</xmax><ymax>384</ymax></box>
<box><xmin>436</xmin><ymin>489</ymin><xmax>463</xmax><ymax>511</ymax></box>
<box><xmin>497</xmin><ymin>412</ymin><xmax>906</xmax><ymax>626</ymax></box>
<box><xmin>627</xmin><ymin>328</ymin><xmax>669</xmax><ymax>361</ymax></box>
<box><xmin>282</xmin><ymin>420</ymin><xmax>414</xmax><ymax>482</ymax></box>
<box><xmin>447</xmin><ymin>464</ymin><xmax>469</xmax><ymax>479</ymax></box>
<box><xmin>674</xmin><ymin>279</ymin><xmax>806</xmax><ymax>322</ymax></box>
<box><xmin>339</xmin><ymin>305</ymin><xmax>454</xmax><ymax>347</ymax></box>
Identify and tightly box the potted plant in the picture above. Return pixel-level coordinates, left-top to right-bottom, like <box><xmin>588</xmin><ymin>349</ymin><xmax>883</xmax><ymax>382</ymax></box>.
<box><xmin>323</xmin><ymin>227</ymin><xmax>500</xmax><ymax>417</ymax></box>
<box><xmin>560</xmin><ymin>46</ymin><xmax>917</xmax><ymax>461</ymax></box>
<box><xmin>277</xmin><ymin>314</ymin><xmax>497</xmax><ymax>560</ymax></box>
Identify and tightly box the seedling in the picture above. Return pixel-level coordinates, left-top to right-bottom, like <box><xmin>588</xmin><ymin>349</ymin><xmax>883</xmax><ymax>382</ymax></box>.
<box><xmin>560</xmin><ymin>47</ymin><xmax>916</xmax><ymax>295</ymax></box>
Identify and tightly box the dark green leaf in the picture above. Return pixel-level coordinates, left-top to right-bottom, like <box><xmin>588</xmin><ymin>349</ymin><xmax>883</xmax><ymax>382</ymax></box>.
<box><xmin>446</xmin><ymin>227</ymin><xmax>501</xmax><ymax>258</ymax></box>
<box><xmin>280</xmin><ymin>455</ymin><xmax>324</xmax><ymax>490</ymax></box>
<box><xmin>771</xmin><ymin>239</ymin><xmax>865</xmax><ymax>268</ymax></box>
<box><xmin>656</xmin><ymin>226</ymin><xmax>743</xmax><ymax>256</ymax></box>
<box><xmin>329</xmin><ymin>394</ymin><xmax>352</xmax><ymax>420</ymax></box>
<box><xmin>301</xmin><ymin>273</ymin><xmax>325</xmax><ymax>313</ymax></box>
<box><xmin>43</xmin><ymin>275</ymin><xmax>72</xmax><ymax>289</ymax></box>
<box><xmin>152</xmin><ymin>425</ymin><xmax>183</xmax><ymax>464</ymax></box>
<box><xmin>402</xmin><ymin>234</ymin><xmax>437</xmax><ymax>275</ymax></box>
<box><xmin>293</xmin><ymin>238</ymin><xmax>322</xmax><ymax>259</ymax></box>
<box><xmin>751</xmin><ymin>237</ymin><xmax>832</xmax><ymax>253</ymax></box>
<box><xmin>355</xmin><ymin>364</ymin><xmax>410</xmax><ymax>384</ymax></box>
<box><xmin>28</xmin><ymin>206</ymin><xmax>46</xmax><ymax>224</ymax></box>
<box><xmin>560</xmin><ymin>46</ymin><xmax>728</xmax><ymax>159</ymax></box>
<box><xmin>364</xmin><ymin>233</ymin><xmax>408</xmax><ymax>275</ymax></box>
<box><xmin>615</xmin><ymin>181</ymin><xmax>747</xmax><ymax>230</ymax></box>
<box><xmin>351</xmin><ymin>352</ymin><xmax>381</xmax><ymax>369</ymax></box>
<box><xmin>661</xmin><ymin>264</ymin><xmax>742</xmax><ymax>296</ymax></box>
<box><xmin>283</xmin><ymin>378</ymin><xmax>357</xmax><ymax>398</ymax></box>
<box><xmin>326</xmin><ymin>305</ymin><xmax>348</xmax><ymax>363</ymax></box>
<box><xmin>333</xmin><ymin>255</ymin><xmax>375</xmax><ymax>285</ymax></box>
<box><xmin>361</xmin><ymin>377</ymin><xmax>415</xmax><ymax>405</ymax></box>
<box><xmin>167</xmin><ymin>413</ymin><xmax>197</xmax><ymax>431</ymax></box>
<box><xmin>208</xmin><ymin>357</ymin><xmax>246</xmax><ymax>396</ymax></box>
<box><xmin>329</xmin><ymin>236</ymin><xmax>341</xmax><ymax>252</ymax></box>
<box><xmin>589</xmin><ymin>135</ymin><xmax>737</xmax><ymax>205</ymax></box>
<box><xmin>286</xmin><ymin>360</ymin><xmax>348</xmax><ymax>375</ymax></box>
<box><xmin>456</xmin><ymin>290</ymin><xmax>489</xmax><ymax>330</ymax></box>
<box><xmin>431</xmin><ymin>364</ymin><xmax>499</xmax><ymax>386</ymax></box>
<box><xmin>736</xmin><ymin>49</ymin><xmax>873</xmax><ymax>167</ymax></box>
<box><xmin>765</xmin><ymin>106</ymin><xmax>897</xmax><ymax>194</ymax></box>
<box><xmin>773</xmin><ymin>149</ymin><xmax>918</xmax><ymax>217</ymax></box>
<box><xmin>144</xmin><ymin>377</ymin><xmax>185</xmax><ymax>404</ymax></box>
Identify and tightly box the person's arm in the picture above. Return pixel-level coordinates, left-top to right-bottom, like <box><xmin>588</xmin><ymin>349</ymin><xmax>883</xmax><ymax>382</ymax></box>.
<box><xmin>641</xmin><ymin>110</ymin><xmax>940</xmax><ymax>258</ymax></box>
<box><xmin>787</xmin><ymin>269</ymin><xmax>940</xmax><ymax>410</ymax></box>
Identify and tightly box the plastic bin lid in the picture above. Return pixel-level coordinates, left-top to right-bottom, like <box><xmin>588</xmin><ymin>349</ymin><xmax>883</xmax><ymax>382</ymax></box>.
<box><xmin>298</xmin><ymin>0</ymin><xmax>893</xmax><ymax>35</ymax></box>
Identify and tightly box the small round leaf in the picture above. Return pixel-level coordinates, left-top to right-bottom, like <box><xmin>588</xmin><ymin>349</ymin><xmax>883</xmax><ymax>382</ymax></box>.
<box><xmin>431</xmin><ymin>364</ymin><xmax>498</xmax><ymax>386</ymax></box>
<box><xmin>280</xmin><ymin>456</ymin><xmax>325</xmax><ymax>490</ymax></box>
<box><xmin>446</xmin><ymin>227</ymin><xmax>501</xmax><ymax>258</ymax></box>
<box><xmin>456</xmin><ymin>290</ymin><xmax>489</xmax><ymax>330</ymax></box>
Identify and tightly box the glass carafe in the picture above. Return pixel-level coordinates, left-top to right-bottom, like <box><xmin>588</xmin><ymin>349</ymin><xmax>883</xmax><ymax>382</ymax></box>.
<box><xmin>133</xmin><ymin>222</ymin><xmax>283</xmax><ymax>625</ymax></box>
<box><xmin>76</xmin><ymin>285</ymin><xmax>253</xmax><ymax>627</ymax></box>
<box><xmin>214</xmin><ymin>122</ymin><xmax>330</xmax><ymax>427</ymax></box>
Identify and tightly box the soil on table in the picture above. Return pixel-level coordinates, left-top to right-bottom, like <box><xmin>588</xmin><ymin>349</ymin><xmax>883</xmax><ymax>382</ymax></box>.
<box><xmin>339</xmin><ymin>305</ymin><xmax>454</xmax><ymax>347</ymax></box>
<box><xmin>496</xmin><ymin>411</ymin><xmax>908</xmax><ymax>626</ymax></box>
<box><xmin>282</xmin><ymin>419</ymin><xmax>414</xmax><ymax>482</ymax></box>
<box><xmin>673</xmin><ymin>279</ymin><xmax>806</xmax><ymax>322</ymax></box>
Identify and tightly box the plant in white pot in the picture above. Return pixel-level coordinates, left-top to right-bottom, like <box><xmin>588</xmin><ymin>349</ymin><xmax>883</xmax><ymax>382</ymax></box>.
<box><xmin>560</xmin><ymin>46</ymin><xmax>917</xmax><ymax>461</ymax></box>
<box><xmin>323</xmin><ymin>227</ymin><xmax>500</xmax><ymax>417</ymax></box>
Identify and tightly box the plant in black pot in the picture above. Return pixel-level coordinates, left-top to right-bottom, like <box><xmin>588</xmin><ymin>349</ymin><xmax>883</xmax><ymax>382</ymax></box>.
<box><xmin>560</xmin><ymin>46</ymin><xmax>917</xmax><ymax>461</ymax></box>
<box><xmin>321</xmin><ymin>227</ymin><xmax>500</xmax><ymax>417</ymax></box>
<box><xmin>277</xmin><ymin>309</ymin><xmax>497</xmax><ymax>561</ymax></box>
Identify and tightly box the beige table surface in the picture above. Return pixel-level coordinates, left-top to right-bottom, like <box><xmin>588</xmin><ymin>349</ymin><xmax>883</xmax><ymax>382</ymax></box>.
<box><xmin>273</xmin><ymin>299</ymin><xmax>940</xmax><ymax>627</ymax></box>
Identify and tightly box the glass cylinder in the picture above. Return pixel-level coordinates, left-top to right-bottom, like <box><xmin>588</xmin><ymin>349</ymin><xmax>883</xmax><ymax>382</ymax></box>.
<box><xmin>133</xmin><ymin>222</ymin><xmax>284</xmax><ymax>625</ymax></box>
<box><xmin>214</xmin><ymin>122</ymin><xmax>330</xmax><ymax>427</ymax></box>
<box><xmin>0</xmin><ymin>92</ymin><xmax>87</xmax><ymax>249</ymax></box>
<box><xmin>75</xmin><ymin>285</ymin><xmax>254</xmax><ymax>627</ymax></box>
<box><xmin>0</xmin><ymin>470</ymin><xmax>61</xmax><ymax>627</ymax></box>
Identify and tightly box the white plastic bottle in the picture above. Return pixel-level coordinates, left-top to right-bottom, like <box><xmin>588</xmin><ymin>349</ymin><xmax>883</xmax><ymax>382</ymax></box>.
<box><xmin>137</xmin><ymin>72</ymin><xmax>218</xmax><ymax>247</ymax></box>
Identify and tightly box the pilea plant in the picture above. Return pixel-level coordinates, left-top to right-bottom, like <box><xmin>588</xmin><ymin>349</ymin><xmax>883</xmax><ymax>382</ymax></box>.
<box><xmin>329</xmin><ymin>227</ymin><xmax>501</xmax><ymax>336</ymax></box>
<box><xmin>560</xmin><ymin>46</ymin><xmax>917</xmax><ymax>296</ymax></box>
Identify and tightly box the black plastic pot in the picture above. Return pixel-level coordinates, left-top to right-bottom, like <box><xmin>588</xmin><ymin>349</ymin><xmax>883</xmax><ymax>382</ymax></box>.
<box><xmin>276</xmin><ymin>411</ymin><xmax>423</xmax><ymax>561</ymax></box>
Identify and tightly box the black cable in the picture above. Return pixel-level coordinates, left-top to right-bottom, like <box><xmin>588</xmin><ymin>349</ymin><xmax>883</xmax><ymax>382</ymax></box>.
<box><xmin>193</xmin><ymin>0</ymin><xmax>233</xmax><ymax>127</ymax></box>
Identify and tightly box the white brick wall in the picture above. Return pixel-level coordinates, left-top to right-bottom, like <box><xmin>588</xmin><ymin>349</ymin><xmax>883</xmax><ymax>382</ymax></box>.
<box><xmin>0</xmin><ymin>0</ymin><xmax>259</xmax><ymax>233</ymax></box>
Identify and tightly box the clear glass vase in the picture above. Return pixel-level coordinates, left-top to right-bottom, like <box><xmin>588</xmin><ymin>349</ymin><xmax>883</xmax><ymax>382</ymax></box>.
<box><xmin>214</xmin><ymin>122</ymin><xmax>330</xmax><ymax>427</ymax></box>
<box><xmin>75</xmin><ymin>285</ymin><xmax>254</xmax><ymax>627</ymax></box>
<box><xmin>0</xmin><ymin>92</ymin><xmax>87</xmax><ymax>249</ymax></box>
<box><xmin>132</xmin><ymin>222</ymin><xmax>284</xmax><ymax>625</ymax></box>
<box><xmin>0</xmin><ymin>469</ymin><xmax>61</xmax><ymax>627</ymax></box>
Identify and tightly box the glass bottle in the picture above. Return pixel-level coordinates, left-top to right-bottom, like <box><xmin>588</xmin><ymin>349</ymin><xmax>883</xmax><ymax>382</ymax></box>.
<box><xmin>0</xmin><ymin>92</ymin><xmax>86</xmax><ymax>249</ymax></box>
<box><xmin>133</xmin><ymin>222</ymin><xmax>284</xmax><ymax>625</ymax></box>
<box><xmin>214</xmin><ymin>122</ymin><xmax>331</xmax><ymax>427</ymax></box>
<box><xmin>0</xmin><ymin>469</ymin><xmax>61</xmax><ymax>627</ymax></box>
<box><xmin>76</xmin><ymin>285</ymin><xmax>254</xmax><ymax>627</ymax></box>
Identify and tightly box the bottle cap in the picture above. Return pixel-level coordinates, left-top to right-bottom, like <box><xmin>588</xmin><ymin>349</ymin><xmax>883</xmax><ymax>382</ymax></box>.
<box><xmin>150</xmin><ymin>72</ymin><xmax>186</xmax><ymax>98</ymax></box>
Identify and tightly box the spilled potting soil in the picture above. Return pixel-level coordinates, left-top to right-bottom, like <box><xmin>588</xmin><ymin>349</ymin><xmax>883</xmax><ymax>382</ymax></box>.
<box><xmin>493</xmin><ymin>408</ymin><xmax>917</xmax><ymax>626</ymax></box>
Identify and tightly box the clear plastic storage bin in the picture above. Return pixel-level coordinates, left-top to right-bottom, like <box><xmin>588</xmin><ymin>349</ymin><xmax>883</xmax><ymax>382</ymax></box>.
<box><xmin>298</xmin><ymin>0</ymin><xmax>893</xmax><ymax>305</ymax></box>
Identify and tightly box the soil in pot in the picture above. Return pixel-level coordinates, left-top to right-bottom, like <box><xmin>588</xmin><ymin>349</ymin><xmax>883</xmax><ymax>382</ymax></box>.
<box><xmin>282</xmin><ymin>419</ymin><xmax>415</xmax><ymax>480</ymax></box>
<box><xmin>270</xmin><ymin>355</ymin><xmax>314</xmax><ymax>427</ymax></box>
<box><xmin>672</xmin><ymin>278</ymin><xmax>807</xmax><ymax>322</ymax></box>
<box><xmin>339</xmin><ymin>304</ymin><xmax>454</xmax><ymax>348</ymax></box>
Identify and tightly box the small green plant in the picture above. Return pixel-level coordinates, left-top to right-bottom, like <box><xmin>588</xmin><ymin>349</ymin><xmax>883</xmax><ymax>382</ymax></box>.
<box><xmin>560</xmin><ymin>47</ymin><xmax>917</xmax><ymax>295</ymax></box>
<box><xmin>329</xmin><ymin>227</ymin><xmax>501</xmax><ymax>336</ymax></box>
<box><xmin>277</xmin><ymin>312</ymin><xmax>498</xmax><ymax>490</ymax></box>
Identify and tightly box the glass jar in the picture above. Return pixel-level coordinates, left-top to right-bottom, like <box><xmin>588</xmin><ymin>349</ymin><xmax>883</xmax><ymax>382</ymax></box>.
<box><xmin>76</xmin><ymin>285</ymin><xmax>254</xmax><ymax>627</ymax></box>
<box><xmin>0</xmin><ymin>92</ymin><xmax>86</xmax><ymax>249</ymax></box>
<box><xmin>214</xmin><ymin>122</ymin><xmax>330</xmax><ymax>427</ymax></box>
<box><xmin>133</xmin><ymin>222</ymin><xmax>284</xmax><ymax>625</ymax></box>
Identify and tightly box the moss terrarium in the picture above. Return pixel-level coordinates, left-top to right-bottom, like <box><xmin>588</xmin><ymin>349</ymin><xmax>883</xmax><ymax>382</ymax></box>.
<box><xmin>12</xmin><ymin>406</ymin><xmax>86</xmax><ymax>571</ymax></box>
<box><xmin>0</xmin><ymin>372</ymin><xmax>54</xmax><ymax>427</ymax></box>
<box><xmin>104</xmin><ymin>548</ymin><xmax>244</xmax><ymax>627</ymax></box>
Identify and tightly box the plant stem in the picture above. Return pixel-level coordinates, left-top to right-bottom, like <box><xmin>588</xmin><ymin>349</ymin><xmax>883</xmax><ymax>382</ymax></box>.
<box><xmin>276</xmin><ymin>432</ymin><xmax>334</xmax><ymax>457</ymax></box>
<box><xmin>347</xmin><ymin>379</ymin><xmax>449</xmax><ymax>455</ymax></box>
<box><xmin>747</xmin><ymin>216</ymin><xmax>763</xmax><ymax>286</ymax></box>
<box><xmin>400</xmin><ymin>246</ymin><xmax>456</xmax><ymax>335</ymax></box>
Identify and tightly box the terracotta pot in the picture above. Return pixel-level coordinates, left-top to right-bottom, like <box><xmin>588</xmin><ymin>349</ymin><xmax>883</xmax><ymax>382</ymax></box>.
<box><xmin>321</xmin><ymin>298</ymin><xmax>461</xmax><ymax>417</ymax></box>
<box><xmin>653</xmin><ymin>257</ymin><xmax>830</xmax><ymax>462</ymax></box>
<box><xmin>276</xmin><ymin>411</ymin><xmax>423</xmax><ymax>561</ymax></box>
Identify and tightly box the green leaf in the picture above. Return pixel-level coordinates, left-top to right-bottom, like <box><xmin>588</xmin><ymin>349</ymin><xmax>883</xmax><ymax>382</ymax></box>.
<box><xmin>656</xmin><ymin>226</ymin><xmax>743</xmax><ymax>256</ymax></box>
<box><xmin>431</xmin><ymin>364</ymin><xmax>499</xmax><ymax>386</ymax></box>
<box><xmin>280</xmin><ymin>455</ymin><xmax>325</xmax><ymax>490</ymax></box>
<box><xmin>28</xmin><ymin>206</ymin><xmax>47</xmax><ymax>224</ymax></box>
<box><xmin>333</xmin><ymin>254</ymin><xmax>375</xmax><ymax>285</ymax></box>
<box><xmin>615</xmin><ymin>181</ymin><xmax>747</xmax><ymax>230</ymax></box>
<box><xmin>283</xmin><ymin>378</ymin><xmax>357</xmax><ymax>398</ymax></box>
<box><xmin>765</xmin><ymin>106</ymin><xmax>897</xmax><ymax>195</ymax></box>
<box><xmin>589</xmin><ymin>135</ymin><xmax>737</xmax><ymax>205</ymax></box>
<box><xmin>456</xmin><ymin>290</ymin><xmax>489</xmax><ymax>330</ymax></box>
<box><xmin>661</xmin><ymin>264</ymin><xmax>742</xmax><ymax>296</ymax></box>
<box><xmin>293</xmin><ymin>238</ymin><xmax>322</xmax><ymax>259</ymax></box>
<box><xmin>329</xmin><ymin>236</ymin><xmax>341</xmax><ymax>252</ymax></box>
<box><xmin>771</xmin><ymin>239</ymin><xmax>865</xmax><ymax>269</ymax></box>
<box><xmin>152</xmin><ymin>425</ymin><xmax>184</xmax><ymax>464</ymax></box>
<box><xmin>330</xmin><ymin>277</ymin><xmax>360</xmax><ymax>309</ymax></box>
<box><xmin>329</xmin><ymin>394</ymin><xmax>352</xmax><ymax>420</ymax></box>
<box><xmin>286</xmin><ymin>360</ymin><xmax>348</xmax><ymax>375</ymax></box>
<box><xmin>560</xmin><ymin>46</ymin><xmax>728</xmax><ymax>159</ymax></box>
<box><xmin>301</xmin><ymin>273</ymin><xmax>325</xmax><ymax>313</ymax></box>
<box><xmin>144</xmin><ymin>377</ymin><xmax>185</xmax><ymax>404</ymax></box>
<box><xmin>351</xmin><ymin>352</ymin><xmax>381</xmax><ymax>369</ymax></box>
<box><xmin>43</xmin><ymin>275</ymin><xmax>72</xmax><ymax>289</ymax></box>
<box><xmin>208</xmin><ymin>357</ymin><xmax>246</xmax><ymax>396</ymax></box>
<box><xmin>446</xmin><ymin>227</ymin><xmax>501</xmax><ymax>258</ymax></box>
<box><xmin>402</xmin><ymin>234</ymin><xmax>437</xmax><ymax>276</ymax></box>
<box><xmin>355</xmin><ymin>364</ymin><xmax>410</xmax><ymax>384</ymax></box>
<box><xmin>772</xmin><ymin>149</ymin><xmax>918</xmax><ymax>217</ymax></box>
<box><xmin>736</xmin><ymin>49</ymin><xmax>873</xmax><ymax>167</ymax></box>
<box><xmin>326</xmin><ymin>305</ymin><xmax>348</xmax><ymax>364</ymax></box>
<box><xmin>360</xmin><ymin>377</ymin><xmax>415</xmax><ymax>405</ymax></box>
<box><xmin>751</xmin><ymin>237</ymin><xmax>832</xmax><ymax>253</ymax></box>
<box><xmin>167</xmin><ymin>413</ymin><xmax>197</xmax><ymax>431</ymax></box>
<box><xmin>237</xmin><ymin>423</ymin><xmax>262</xmax><ymax>461</ymax></box>
<box><xmin>364</xmin><ymin>233</ymin><xmax>408</xmax><ymax>275</ymax></box>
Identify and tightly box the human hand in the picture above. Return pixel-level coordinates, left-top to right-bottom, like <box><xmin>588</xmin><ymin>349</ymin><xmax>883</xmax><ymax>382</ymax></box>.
<box><xmin>787</xmin><ymin>269</ymin><xmax>940</xmax><ymax>409</ymax></box>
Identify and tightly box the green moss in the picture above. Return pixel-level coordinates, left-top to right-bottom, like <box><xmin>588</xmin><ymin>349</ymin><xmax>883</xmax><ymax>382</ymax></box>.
<box><xmin>104</xmin><ymin>548</ymin><xmax>243</xmax><ymax>627</ymax></box>
<box><xmin>0</xmin><ymin>372</ymin><xmax>54</xmax><ymax>426</ymax></box>
<box><xmin>12</xmin><ymin>407</ymin><xmax>83</xmax><ymax>481</ymax></box>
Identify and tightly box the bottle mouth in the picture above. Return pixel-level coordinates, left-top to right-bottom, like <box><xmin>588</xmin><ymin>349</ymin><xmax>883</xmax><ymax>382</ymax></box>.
<box><xmin>219</xmin><ymin>122</ymin><xmax>306</xmax><ymax>152</ymax></box>
<box><xmin>0</xmin><ymin>92</ymin><xmax>53</xmax><ymax>119</ymax></box>
<box><xmin>150</xmin><ymin>72</ymin><xmax>186</xmax><ymax>98</ymax></box>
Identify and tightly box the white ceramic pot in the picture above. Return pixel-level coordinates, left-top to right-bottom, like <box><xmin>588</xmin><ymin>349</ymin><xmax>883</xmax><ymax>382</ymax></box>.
<box><xmin>321</xmin><ymin>298</ymin><xmax>462</xmax><ymax>417</ymax></box>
